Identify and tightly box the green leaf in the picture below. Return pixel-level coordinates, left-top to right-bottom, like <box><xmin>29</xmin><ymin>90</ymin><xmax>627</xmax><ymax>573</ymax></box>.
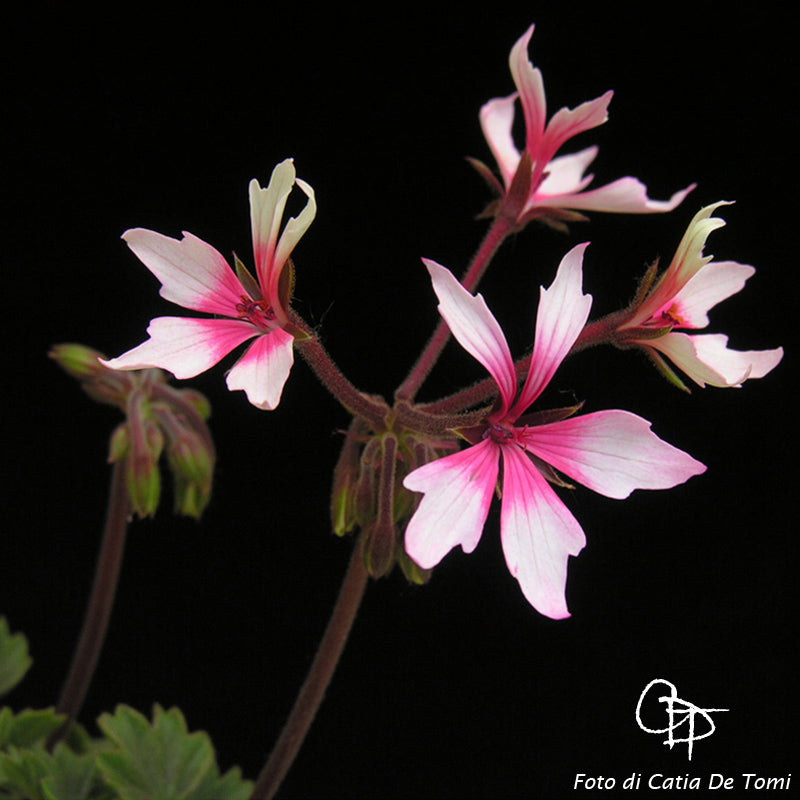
<box><xmin>0</xmin><ymin>618</ymin><xmax>33</xmax><ymax>697</ymax></box>
<box><xmin>0</xmin><ymin>708</ymin><xmax>64</xmax><ymax>750</ymax></box>
<box><xmin>0</xmin><ymin>746</ymin><xmax>50</xmax><ymax>800</ymax></box>
<box><xmin>96</xmin><ymin>704</ymin><xmax>251</xmax><ymax>800</ymax></box>
<box><xmin>41</xmin><ymin>744</ymin><xmax>106</xmax><ymax>800</ymax></box>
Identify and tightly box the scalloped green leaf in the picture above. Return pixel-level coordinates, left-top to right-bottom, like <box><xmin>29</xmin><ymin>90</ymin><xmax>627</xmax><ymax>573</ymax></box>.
<box><xmin>96</xmin><ymin>704</ymin><xmax>251</xmax><ymax>800</ymax></box>
<box><xmin>0</xmin><ymin>617</ymin><xmax>33</xmax><ymax>697</ymax></box>
<box><xmin>41</xmin><ymin>744</ymin><xmax>108</xmax><ymax>800</ymax></box>
<box><xmin>0</xmin><ymin>707</ymin><xmax>64</xmax><ymax>750</ymax></box>
<box><xmin>0</xmin><ymin>745</ymin><xmax>50</xmax><ymax>800</ymax></box>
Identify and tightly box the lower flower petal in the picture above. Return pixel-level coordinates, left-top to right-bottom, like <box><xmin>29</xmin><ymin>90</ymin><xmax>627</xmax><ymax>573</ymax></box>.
<box><xmin>102</xmin><ymin>317</ymin><xmax>258</xmax><ymax>378</ymax></box>
<box><xmin>520</xmin><ymin>410</ymin><xmax>706</xmax><ymax>499</ymax></box>
<box><xmin>648</xmin><ymin>332</ymin><xmax>783</xmax><ymax>388</ymax></box>
<box><xmin>500</xmin><ymin>444</ymin><xmax>586</xmax><ymax>619</ymax></box>
<box><xmin>403</xmin><ymin>439</ymin><xmax>499</xmax><ymax>569</ymax></box>
<box><xmin>536</xmin><ymin>176</ymin><xmax>695</xmax><ymax>214</ymax></box>
<box><xmin>225</xmin><ymin>326</ymin><xmax>295</xmax><ymax>410</ymax></box>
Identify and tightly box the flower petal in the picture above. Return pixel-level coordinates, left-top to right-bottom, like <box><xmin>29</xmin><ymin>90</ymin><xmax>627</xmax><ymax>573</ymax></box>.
<box><xmin>535</xmin><ymin>176</ymin><xmax>695</xmax><ymax>215</ymax></box>
<box><xmin>424</xmin><ymin>259</ymin><xmax>517</xmax><ymax>415</ymax></box>
<box><xmin>670</xmin><ymin>260</ymin><xmax>754</xmax><ymax>328</ymax></box>
<box><xmin>102</xmin><ymin>317</ymin><xmax>258</xmax><ymax>378</ymax></box>
<box><xmin>403</xmin><ymin>439</ymin><xmax>499</xmax><ymax>569</ymax></box>
<box><xmin>649</xmin><ymin>332</ymin><xmax>784</xmax><ymax>388</ymax></box>
<box><xmin>508</xmin><ymin>25</ymin><xmax>547</xmax><ymax>157</ymax></box>
<box><xmin>535</xmin><ymin>146</ymin><xmax>598</xmax><ymax>197</ymax></box>
<box><xmin>122</xmin><ymin>229</ymin><xmax>246</xmax><ymax>316</ymax></box>
<box><xmin>520</xmin><ymin>410</ymin><xmax>706</xmax><ymax>499</ymax></box>
<box><xmin>499</xmin><ymin>444</ymin><xmax>585</xmax><ymax>619</ymax></box>
<box><xmin>225</xmin><ymin>326</ymin><xmax>295</xmax><ymax>410</ymax></box>
<box><xmin>512</xmin><ymin>243</ymin><xmax>593</xmax><ymax>417</ymax></box>
<box><xmin>478</xmin><ymin>93</ymin><xmax>521</xmax><ymax>188</ymax></box>
<box><xmin>539</xmin><ymin>91</ymin><xmax>613</xmax><ymax>168</ymax></box>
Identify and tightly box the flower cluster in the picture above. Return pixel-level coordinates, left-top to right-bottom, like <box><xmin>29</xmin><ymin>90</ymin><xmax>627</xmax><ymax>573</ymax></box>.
<box><xmin>97</xmin><ymin>25</ymin><xmax>783</xmax><ymax>620</ymax></box>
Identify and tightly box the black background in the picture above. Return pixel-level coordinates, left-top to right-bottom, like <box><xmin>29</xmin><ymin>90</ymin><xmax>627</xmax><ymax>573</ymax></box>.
<box><xmin>4</xmin><ymin>4</ymin><xmax>796</xmax><ymax>798</ymax></box>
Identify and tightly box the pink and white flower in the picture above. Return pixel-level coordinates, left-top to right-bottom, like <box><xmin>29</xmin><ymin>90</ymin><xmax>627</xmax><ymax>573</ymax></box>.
<box><xmin>478</xmin><ymin>25</ymin><xmax>694</xmax><ymax>223</ymax></box>
<box><xmin>617</xmin><ymin>202</ymin><xmax>783</xmax><ymax>388</ymax></box>
<box><xmin>403</xmin><ymin>246</ymin><xmax>706</xmax><ymax>618</ymax></box>
<box><xmin>103</xmin><ymin>159</ymin><xmax>316</xmax><ymax>410</ymax></box>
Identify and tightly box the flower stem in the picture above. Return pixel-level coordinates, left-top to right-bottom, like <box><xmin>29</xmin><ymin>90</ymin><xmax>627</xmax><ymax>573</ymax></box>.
<box><xmin>394</xmin><ymin>213</ymin><xmax>515</xmax><ymax>402</ymax></box>
<box><xmin>290</xmin><ymin>312</ymin><xmax>389</xmax><ymax>428</ymax></box>
<box><xmin>249</xmin><ymin>545</ymin><xmax>369</xmax><ymax>800</ymax></box>
<box><xmin>47</xmin><ymin>460</ymin><xmax>130</xmax><ymax>748</ymax></box>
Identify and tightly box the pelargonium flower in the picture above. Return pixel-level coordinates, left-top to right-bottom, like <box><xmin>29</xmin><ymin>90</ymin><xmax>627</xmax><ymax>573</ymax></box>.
<box><xmin>103</xmin><ymin>159</ymin><xmax>316</xmax><ymax>410</ymax></box>
<box><xmin>403</xmin><ymin>246</ymin><xmax>705</xmax><ymax>618</ymax></box>
<box><xmin>476</xmin><ymin>25</ymin><xmax>694</xmax><ymax>226</ymax></box>
<box><xmin>616</xmin><ymin>202</ymin><xmax>783</xmax><ymax>389</ymax></box>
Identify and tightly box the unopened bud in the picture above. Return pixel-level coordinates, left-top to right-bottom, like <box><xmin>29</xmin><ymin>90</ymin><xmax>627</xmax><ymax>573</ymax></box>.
<box><xmin>361</xmin><ymin>518</ymin><xmax>396</xmax><ymax>579</ymax></box>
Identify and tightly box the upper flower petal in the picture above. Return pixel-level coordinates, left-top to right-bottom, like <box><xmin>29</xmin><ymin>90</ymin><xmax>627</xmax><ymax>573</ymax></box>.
<box><xmin>634</xmin><ymin>202</ymin><xmax>731</xmax><ymax>324</ymax></box>
<box><xmin>512</xmin><ymin>243</ymin><xmax>593</xmax><ymax>418</ymax></box>
<box><xmin>519</xmin><ymin>410</ymin><xmax>706</xmax><ymax>499</ymax></box>
<box><xmin>102</xmin><ymin>317</ymin><xmax>259</xmax><ymax>378</ymax></box>
<box><xmin>403</xmin><ymin>439</ymin><xmax>500</xmax><ymax>569</ymax></box>
<box><xmin>647</xmin><ymin>332</ymin><xmax>784</xmax><ymax>388</ymax></box>
<box><xmin>508</xmin><ymin>25</ymin><xmax>546</xmax><ymax>157</ymax></box>
<box><xmin>122</xmin><ymin>229</ymin><xmax>246</xmax><ymax>316</ymax></box>
<box><xmin>539</xmin><ymin>91</ymin><xmax>613</xmax><ymax>170</ymax></box>
<box><xmin>478</xmin><ymin>93</ymin><xmax>521</xmax><ymax>188</ymax></box>
<box><xmin>499</xmin><ymin>444</ymin><xmax>586</xmax><ymax>619</ymax></box>
<box><xmin>225</xmin><ymin>326</ymin><xmax>295</xmax><ymax>410</ymax></box>
<box><xmin>249</xmin><ymin>160</ymin><xmax>317</xmax><ymax>310</ymax></box>
<box><xmin>424</xmin><ymin>259</ymin><xmax>517</xmax><ymax>415</ymax></box>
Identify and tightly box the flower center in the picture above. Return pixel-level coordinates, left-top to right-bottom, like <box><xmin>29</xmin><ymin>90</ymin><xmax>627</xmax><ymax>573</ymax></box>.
<box><xmin>650</xmin><ymin>302</ymin><xmax>685</xmax><ymax>328</ymax></box>
<box><xmin>235</xmin><ymin>295</ymin><xmax>276</xmax><ymax>330</ymax></box>
<box><xmin>485</xmin><ymin>420</ymin><xmax>516</xmax><ymax>444</ymax></box>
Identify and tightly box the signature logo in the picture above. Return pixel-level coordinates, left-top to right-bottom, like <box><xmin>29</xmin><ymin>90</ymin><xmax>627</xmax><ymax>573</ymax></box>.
<box><xmin>635</xmin><ymin>678</ymin><xmax>728</xmax><ymax>760</ymax></box>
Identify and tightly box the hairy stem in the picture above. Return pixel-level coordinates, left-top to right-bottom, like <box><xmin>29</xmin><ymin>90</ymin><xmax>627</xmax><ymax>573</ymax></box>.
<box><xmin>249</xmin><ymin>546</ymin><xmax>369</xmax><ymax>800</ymax></box>
<box><xmin>48</xmin><ymin>461</ymin><xmax>130</xmax><ymax>748</ymax></box>
<box><xmin>291</xmin><ymin>312</ymin><xmax>389</xmax><ymax>429</ymax></box>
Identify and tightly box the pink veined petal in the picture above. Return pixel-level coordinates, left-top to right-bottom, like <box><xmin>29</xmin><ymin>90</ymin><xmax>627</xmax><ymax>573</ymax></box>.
<box><xmin>479</xmin><ymin>93</ymin><xmax>521</xmax><ymax>188</ymax></box>
<box><xmin>508</xmin><ymin>25</ymin><xmax>546</xmax><ymax>157</ymax></box>
<box><xmin>122</xmin><ymin>229</ymin><xmax>246</xmax><ymax>316</ymax></box>
<box><xmin>424</xmin><ymin>259</ymin><xmax>517</xmax><ymax>415</ymax></box>
<box><xmin>499</xmin><ymin>444</ymin><xmax>586</xmax><ymax>619</ymax></box>
<box><xmin>532</xmin><ymin>176</ymin><xmax>695</xmax><ymax>215</ymax></box>
<box><xmin>538</xmin><ymin>91</ymin><xmax>613</xmax><ymax>168</ymax></box>
<box><xmin>668</xmin><ymin>260</ymin><xmax>754</xmax><ymax>329</ymax></box>
<box><xmin>535</xmin><ymin>146</ymin><xmax>598</xmax><ymax>197</ymax></box>
<box><xmin>643</xmin><ymin>332</ymin><xmax>730</xmax><ymax>387</ymax></box>
<box><xmin>512</xmin><ymin>243</ymin><xmax>592</xmax><ymax>418</ymax></box>
<box><xmin>250</xmin><ymin>159</ymin><xmax>296</xmax><ymax>292</ymax></box>
<box><xmin>519</xmin><ymin>410</ymin><xmax>706</xmax><ymax>499</ymax></box>
<box><xmin>685</xmin><ymin>334</ymin><xmax>784</xmax><ymax>387</ymax></box>
<box><xmin>225</xmin><ymin>326</ymin><xmax>295</xmax><ymax>410</ymax></box>
<box><xmin>403</xmin><ymin>439</ymin><xmax>500</xmax><ymax>569</ymax></box>
<box><xmin>101</xmin><ymin>317</ymin><xmax>259</xmax><ymax>379</ymax></box>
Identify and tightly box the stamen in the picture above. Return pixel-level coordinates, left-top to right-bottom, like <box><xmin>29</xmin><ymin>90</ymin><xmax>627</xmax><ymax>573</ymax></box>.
<box><xmin>235</xmin><ymin>295</ymin><xmax>276</xmax><ymax>328</ymax></box>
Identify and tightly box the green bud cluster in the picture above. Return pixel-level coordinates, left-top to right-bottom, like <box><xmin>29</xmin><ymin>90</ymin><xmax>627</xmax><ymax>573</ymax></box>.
<box><xmin>50</xmin><ymin>344</ymin><xmax>216</xmax><ymax>519</ymax></box>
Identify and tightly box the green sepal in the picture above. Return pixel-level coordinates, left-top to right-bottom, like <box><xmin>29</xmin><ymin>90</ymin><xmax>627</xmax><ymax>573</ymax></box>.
<box><xmin>647</xmin><ymin>349</ymin><xmax>691</xmax><ymax>393</ymax></box>
<box><xmin>277</xmin><ymin>257</ymin><xmax>296</xmax><ymax>315</ymax></box>
<box><xmin>233</xmin><ymin>254</ymin><xmax>262</xmax><ymax>301</ymax></box>
<box><xmin>0</xmin><ymin>618</ymin><xmax>33</xmax><ymax>698</ymax></box>
<box><xmin>96</xmin><ymin>704</ymin><xmax>252</xmax><ymax>800</ymax></box>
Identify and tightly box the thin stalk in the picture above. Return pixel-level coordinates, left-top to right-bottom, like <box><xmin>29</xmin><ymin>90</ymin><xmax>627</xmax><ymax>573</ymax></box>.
<box><xmin>394</xmin><ymin>212</ymin><xmax>515</xmax><ymax>402</ymax></box>
<box><xmin>249</xmin><ymin>546</ymin><xmax>369</xmax><ymax>800</ymax></box>
<box><xmin>48</xmin><ymin>460</ymin><xmax>130</xmax><ymax>748</ymax></box>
